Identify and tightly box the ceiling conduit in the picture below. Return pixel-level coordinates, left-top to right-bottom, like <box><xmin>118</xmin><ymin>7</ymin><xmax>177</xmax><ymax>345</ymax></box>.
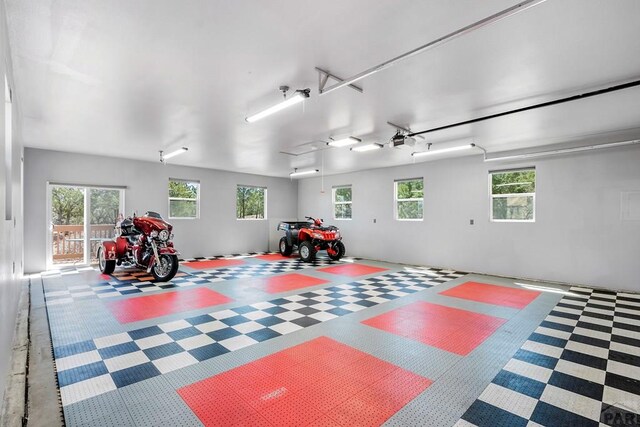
<box><xmin>318</xmin><ymin>0</ymin><xmax>548</xmax><ymax>95</ymax></box>
<box><xmin>406</xmin><ymin>79</ymin><xmax>640</xmax><ymax>138</ymax></box>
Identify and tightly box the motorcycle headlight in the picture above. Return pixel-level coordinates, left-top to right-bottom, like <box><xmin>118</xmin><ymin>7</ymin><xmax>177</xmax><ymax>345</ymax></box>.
<box><xmin>150</xmin><ymin>230</ymin><xmax>159</xmax><ymax>238</ymax></box>
<box><xmin>158</xmin><ymin>229</ymin><xmax>170</xmax><ymax>241</ymax></box>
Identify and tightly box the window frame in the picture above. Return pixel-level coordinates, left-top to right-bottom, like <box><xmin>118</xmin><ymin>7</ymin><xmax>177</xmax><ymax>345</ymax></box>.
<box><xmin>394</xmin><ymin>178</ymin><xmax>424</xmax><ymax>221</ymax></box>
<box><xmin>168</xmin><ymin>178</ymin><xmax>200</xmax><ymax>220</ymax></box>
<box><xmin>236</xmin><ymin>184</ymin><xmax>268</xmax><ymax>221</ymax></box>
<box><xmin>489</xmin><ymin>168</ymin><xmax>536</xmax><ymax>223</ymax></box>
<box><xmin>332</xmin><ymin>185</ymin><xmax>352</xmax><ymax>220</ymax></box>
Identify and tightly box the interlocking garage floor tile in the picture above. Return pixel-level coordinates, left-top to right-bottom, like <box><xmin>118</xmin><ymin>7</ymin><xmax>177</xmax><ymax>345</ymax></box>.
<box><xmin>105</xmin><ymin>288</ymin><xmax>233</xmax><ymax>323</ymax></box>
<box><xmin>246</xmin><ymin>273</ymin><xmax>329</xmax><ymax>293</ymax></box>
<box><xmin>317</xmin><ymin>263</ymin><xmax>388</xmax><ymax>277</ymax></box>
<box><xmin>362</xmin><ymin>301</ymin><xmax>507</xmax><ymax>355</ymax></box>
<box><xmin>178</xmin><ymin>336</ymin><xmax>432</xmax><ymax>426</ymax></box>
<box><xmin>181</xmin><ymin>258</ymin><xmax>246</xmax><ymax>269</ymax></box>
<box><xmin>440</xmin><ymin>281</ymin><xmax>541</xmax><ymax>309</ymax></box>
<box><xmin>255</xmin><ymin>253</ymin><xmax>297</xmax><ymax>262</ymax></box>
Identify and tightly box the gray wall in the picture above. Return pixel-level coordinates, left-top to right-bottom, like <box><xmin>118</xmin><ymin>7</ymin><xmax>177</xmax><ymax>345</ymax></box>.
<box><xmin>0</xmin><ymin>0</ymin><xmax>24</xmax><ymax>407</ymax></box>
<box><xmin>297</xmin><ymin>145</ymin><xmax>640</xmax><ymax>292</ymax></box>
<box><xmin>24</xmin><ymin>148</ymin><xmax>298</xmax><ymax>273</ymax></box>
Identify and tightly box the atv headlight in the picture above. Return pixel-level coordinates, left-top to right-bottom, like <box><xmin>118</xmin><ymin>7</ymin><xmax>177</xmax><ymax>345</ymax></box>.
<box><xmin>335</xmin><ymin>231</ymin><xmax>340</xmax><ymax>239</ymax></box>
<box><xmin>158</xmin><ymin>229</ymin><xmax>170</xmax><ymax>241</ymax></box>
<box><xmin>313</xmin><ymin>232</ymin><xmax>323</xmax><ymax>239</ymax></box>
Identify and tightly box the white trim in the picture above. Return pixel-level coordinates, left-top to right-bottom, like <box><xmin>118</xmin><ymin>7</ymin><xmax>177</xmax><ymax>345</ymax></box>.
<box><xmin>394</xmin><ymin>179</ymin><xmax>424</xmax><ymax>221</ymax></box>
<box><xmin>168</xmin><ymin>179</ymin><xmax>200</xmax><ymax>219</ymax></box>
<box><xmin>489</xmin><ymin>170</ymin><xmax>536</xmax><ymax>222</ymax></box>
<box><xmin>332</xmin><ymin>185</ymin><xmax>352</xmax><ymax>220</ymax></box>
<box><xmin>236</xmin><ymin>185</ymin><xmax>268</xmax><ymax>220</ymax></box>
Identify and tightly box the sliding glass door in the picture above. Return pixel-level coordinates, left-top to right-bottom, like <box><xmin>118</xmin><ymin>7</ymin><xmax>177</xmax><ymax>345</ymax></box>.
<box><xmin>47</xmin><ymin>184</ymin><xmax>124</xmax><ymax>269</ymax></box>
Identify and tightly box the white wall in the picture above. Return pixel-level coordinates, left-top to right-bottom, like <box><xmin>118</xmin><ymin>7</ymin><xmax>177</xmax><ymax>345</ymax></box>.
<box><xmin>23</xmin><ymin>148</ymin><xmax>298</xmax><ymax>273</ymax></box>
<box><xmin>0</xmin><ymin>0</ymin><xmax>24</xmax><ymax>407</ymax></box>
<box><xmin>297</xmin><ymin>145</ymin><xmax>640</xmax><ymax>292</ymax></box>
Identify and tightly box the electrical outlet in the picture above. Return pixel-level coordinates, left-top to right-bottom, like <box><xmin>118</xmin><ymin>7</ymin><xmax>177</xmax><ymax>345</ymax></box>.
<box><xmin>470</xmin><ymin>219</ymin><xmax>474</xmax><ymax>225</ymax></box>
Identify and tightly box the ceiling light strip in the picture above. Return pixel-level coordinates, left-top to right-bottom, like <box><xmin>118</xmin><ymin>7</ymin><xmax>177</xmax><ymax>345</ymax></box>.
<box><xmin>327</xmin><ymin>137</ymin><xmax>361</xmax><ymax>147</ymax></box>
<box><xmin>351</xmin><ymin>143</ymin><xmax>383</xmax><ymax>152</ymax></box>
<box><xmin>412</xmin><ymin>143</ymin><xmax>475</xmax><ymax>157</ymax></box>
<box><xmin>246</xmin><ymin>89</ymin><xmax>310</xmax><ymax>123</ymax></box>
<box><xmin>289</xmin><ymin>169</ymin><xmax>319</xmax><ymax>177</ymax></box>
<box><xmin>484</xmin><ymin>139</ymin><xmax>640</xmax><ymax>162</ymax></box>
<box><xmin>161</xmin><ymin>147</ymin><xmax>188</xmax><ymax>162</ymax></box>
<box><xmin>319</xmin><ymin>0</ymin><xmax>547</xmax><ymax>95</ymax></box>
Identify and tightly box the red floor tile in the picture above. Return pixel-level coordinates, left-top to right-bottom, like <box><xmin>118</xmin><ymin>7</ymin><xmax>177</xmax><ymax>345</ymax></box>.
<box><xmin>178</xmin><ymin>336</ymin><xmax>432</xmax><ymax>426</ymax></box>
<box><xmin>362</xmin><ymin>301</ymin><xmax>507</xmax><ymax>355</ymax></box>
<box><xmin>245</xmin><ymin>273</ymin><xmax>329</xmax><ymax>293</ymax></box>
<box><xmin>255</xmin><ymin>253</ymin><xmax>296</xmax><ymax>262</ymax></box>
<box><xmin>439</xmin><ymin>281</ymin><xmax>541</xmax><ymax>309</ymax></box>
<box><xmin>182</xmin><ymin>259</ymin><xmax>245</xmax><ymax>269</ymax></box>
<box><xmin>317</xmin><ymin>263</ymin><xmax>387</xmax><ymax>277</ymax></box>
<box><xmin>106</xmin><ymin>288</ymin><xmax>233</xmax><ymax>323</ymax></box>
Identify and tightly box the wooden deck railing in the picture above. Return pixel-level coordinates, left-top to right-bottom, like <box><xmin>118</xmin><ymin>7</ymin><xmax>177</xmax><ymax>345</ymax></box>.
<box><xmin>52</xmin><ymin>224</ymin><xmax>115</xmax><ymax>263</ymax></box>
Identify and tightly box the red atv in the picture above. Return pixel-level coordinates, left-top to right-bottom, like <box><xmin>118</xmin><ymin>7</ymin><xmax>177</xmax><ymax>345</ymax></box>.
<box><xmin>277</xmin><ymin>216</ymin><xmax>345</xmax><ymax>262</ymax></box>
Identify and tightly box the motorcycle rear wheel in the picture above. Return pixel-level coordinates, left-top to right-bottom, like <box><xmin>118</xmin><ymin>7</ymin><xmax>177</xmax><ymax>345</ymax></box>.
<box><xmin>151</xmin><ymin>254</ymin><xmax>179</xmax><ymax>282</ymax></box>
<box><xmin>98</xmin><ymin>246</ymin><xmax>116</xmax><ymax>274</ymax></box>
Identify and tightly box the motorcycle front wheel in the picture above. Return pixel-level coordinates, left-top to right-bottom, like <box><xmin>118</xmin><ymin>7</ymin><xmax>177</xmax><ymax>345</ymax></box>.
<box><xmin>151</xmin><ymin>254</ymin><xmax>179</xmax><ymax>282</ymax></box>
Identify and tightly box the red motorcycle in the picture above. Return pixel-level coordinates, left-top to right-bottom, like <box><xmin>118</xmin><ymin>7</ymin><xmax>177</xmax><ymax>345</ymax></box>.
<box><xmin>97</xmin><ymin>211</ymin><xmax>180</xmax><ymax>281</ymax></box>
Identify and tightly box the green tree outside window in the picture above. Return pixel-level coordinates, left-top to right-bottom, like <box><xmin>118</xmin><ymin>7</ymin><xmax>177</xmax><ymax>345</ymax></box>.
<box><xmin>237</xmin><ymin>186</ymin><xmax>266</xmax><ymax>219</ymax></box>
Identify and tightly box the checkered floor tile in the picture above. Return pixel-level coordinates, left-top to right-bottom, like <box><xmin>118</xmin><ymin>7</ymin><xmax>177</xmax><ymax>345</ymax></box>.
<box><xmin>187</xmin><ymin>257</ymin><xmax>346</xmax><ymax>281</ymax></box>
<box><xmin>52</xmin><ymin>271</ymin><xmax>443</xmax><ymax>405</ymax></box>
<box><xmin>44</xmin><ymin>271</ymin><xmax>210</xmax><ymax>305</ymax></box>
<box><xmin>457</xmin><ymin>287</ymin><xmax>640</xmax><ymax>427</ymax></box>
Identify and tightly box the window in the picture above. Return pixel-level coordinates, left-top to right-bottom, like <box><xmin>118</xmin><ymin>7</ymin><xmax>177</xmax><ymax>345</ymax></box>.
<box><xmin>490</xmin><ymin>168</ymin><xmax>535</xmax><ymax>222</ymax></box>
<box><xmin>236</xmin><ymin>185</ymin><xmax>267</xmax><ymax>219</ymax></box>
<box><xmin>168</xmin><ymin>179</ymin><xmax>200</xmax><ymax>219</ymax></box>
<box><xmin>333</xmin><ymin>186</ymin><xmax>352</xmax><ymax>219</ymax></box>
<box><xmin>395</xmin><ymin>178</ymin><xmax>423</xmax><ymax>220</ymax></box>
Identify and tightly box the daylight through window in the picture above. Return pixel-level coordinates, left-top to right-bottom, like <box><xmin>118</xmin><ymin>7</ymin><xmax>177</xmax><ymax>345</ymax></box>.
<box><xmin>168</xmin><ymin>179</ymin><xmax>200</xmax><ymax>219</ymax></box>
<box><xmin>490</xmin><ymin>168</ymin><xmax>535</xmax><ymax>221</ymax></box>
<box><xmin>395</xmin><ymin>178</ymin><xmax>423</xmax><ymax>220</ymax></box>
<box><xmin>237</xmin><ymin>185</ymin><xmax>267</xmax><ymax>219</ymax></box>
<box><xmin>333</xmin><ymin>186</ymin><xmax>352</xmax><ymax>219</ymax></box>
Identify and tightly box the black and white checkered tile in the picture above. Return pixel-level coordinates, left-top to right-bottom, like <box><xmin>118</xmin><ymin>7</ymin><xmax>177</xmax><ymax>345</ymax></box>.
<box><xmin>457</xmin><ymin>287</ymin><xmax>640</xmax><ymax>427</ymax></box>
<box><xmin>186</xmin><ymin>257</ymin><xmax>349</xmax><ymax>281</ymax></box>
<box><xmin>44</xmin><ymin>274</ymin><xmax>211</xmax><ymax>305</ymax></box>
<box><xmin>51</xmin><ymin>271</ymin><xmax>448</xmax><ymax>406</ymax></box>
<box><xmin>179</xmin><ymin>252</ymin><xmax>269</xmax><ymax>262</ymax></box>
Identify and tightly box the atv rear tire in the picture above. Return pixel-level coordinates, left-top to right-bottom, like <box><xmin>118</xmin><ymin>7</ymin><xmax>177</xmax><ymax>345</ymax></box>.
<box><xmin>299</xmin><ymin>241</ymin><xmax>316</xmax><ymax>262</ymax></box>
<box><xmin>98</xmin><ymin>246</ymin><xmax>116</xmax><ymax>275</ymax></box>
<box><xmin>328</xmin><ymin>241</ymin><xmax>345</xmax><ymax>261</ymax></box>
<box><xmin>279</xmin><ymin>237</ymin><xmax>293</xmax><ymax>256</ymax></box>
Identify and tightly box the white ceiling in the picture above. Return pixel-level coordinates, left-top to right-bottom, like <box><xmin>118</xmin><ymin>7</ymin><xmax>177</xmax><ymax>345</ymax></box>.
<box><xmin>5</xmin><ymin>0</ymin><xmax>640</xmax><ymax>177</ymax></box>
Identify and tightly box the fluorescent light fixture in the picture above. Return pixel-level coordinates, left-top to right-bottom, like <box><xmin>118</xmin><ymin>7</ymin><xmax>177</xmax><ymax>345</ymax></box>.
<box><xmin>351</xmin><ymin>143</ymin><xmax>383</xmax><ymax>152</ymax></box>
<box><xmin>289</xmin><ymin>169</ymin><xmax>319</xmax><ymax>177</ymax></box>
<box><xmin>246</xmin><ymin>89</ymin><xmax>310</xmax><ymax>123</ymax></box>
<box><xmin>412</xmin><ymin>143</ymin><xmax>475</xmax><ymax>157</ymax></box>
<box><xmin>161</xmin><ymin>147</ymin><xmax>188</xmax><ymax>161</ymax></box>
<box><xmin>484</xmin><ymin>139</ymin><xmax>640</xmax><ymax>162</ymax></box>
<box><xmin>327</xmin><ymin>136</ymin><xmax>360</xmax><ymax>147</ymax></box>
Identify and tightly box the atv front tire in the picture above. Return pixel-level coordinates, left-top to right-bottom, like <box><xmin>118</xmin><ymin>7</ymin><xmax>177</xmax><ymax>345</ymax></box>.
<box><xmin>299</xmin><ymin>241</ymin><xmax>316</xmax><ymax>262</ymax></box>
<box><xmin>279</xmin><ymin>237</ymin><xmax>293</xmax><ymax>256</ymax></box>
<box><xmin>328</xmin><ymin>241</ymin><xmax>345</xmax><ymax>261</ymax></box>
